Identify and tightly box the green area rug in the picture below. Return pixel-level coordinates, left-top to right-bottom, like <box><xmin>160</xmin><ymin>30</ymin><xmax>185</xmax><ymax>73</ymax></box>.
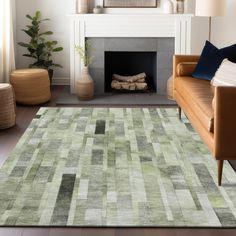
<box><xmin>1</xmin><ymin>108</ymin><xmax>236</xmax><ymax>227</ymax></box>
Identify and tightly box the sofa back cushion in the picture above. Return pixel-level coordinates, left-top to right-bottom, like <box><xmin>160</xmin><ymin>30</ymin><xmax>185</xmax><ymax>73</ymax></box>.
<box><xmin>192</xmin><ymin>41</ymin><xmax>236</xmax><ymax>81</ymax></box>
<box><xmin>211</xmin><ymin>59</ymin><xmax>236</xmax><ymax>87</ymax></box>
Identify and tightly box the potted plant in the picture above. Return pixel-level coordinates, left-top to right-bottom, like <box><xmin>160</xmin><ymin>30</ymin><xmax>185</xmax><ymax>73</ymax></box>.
<box><xmin>18</xmin><ymin>11</ymin><xmax>63</xmax><ymax>83</ymax></box>
<box><xmin>75</xmin><ymin>39</ymin><xmax>94</xmax><ymax>100</ymax></box>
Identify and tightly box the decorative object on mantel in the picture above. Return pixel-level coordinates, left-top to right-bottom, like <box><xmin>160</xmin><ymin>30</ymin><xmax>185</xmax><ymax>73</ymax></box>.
<box><xmin>75</xmin><ymin>40</ymin><xmax>94</xmax><ymax>100</ymax></box>
<box><xmin>177</xmin><ymin>0</ymin><xmax>184</xmax><ymax>14</ymax></box>
<box><xmin>111</xmin><ymin>72</ymin><xmax>148</xmax><ymax>91</ymax></box>
<box><xmin>103</xmin><ymin>0</ymin><xmax>158</xmax><ymax>8</ymax></box>
<box><xmin>18</xmin><ymin>11</ymin><xmax>63</xmax><ymax>84</ymax></box>
<box><xmin>171</xmin><ymin>0</ymin><xmax>177</xmax><ymax>13</ymax></box>
<box><xmin>93</xmin><ymin>5</ymin><xmax>103</xmax><ymax>14</ymax></box>
<box><xmin>184</xmin><ymin>0</ymin><xmax>192</xmax><ymax>14</ymax></box>
<box><xmin>163</xmin><ymin>0</ymin><xmax>173</xmax><ymax>14</ymax></box>
<box><xmin>77</xmin><ymin>0</ymin><xmax>88</xmax><ymax>14</ymax></box>
<box><xmin>195</xmin><ymin>0</ymin><xmax>227</xmax><ymax>42</ymax></box>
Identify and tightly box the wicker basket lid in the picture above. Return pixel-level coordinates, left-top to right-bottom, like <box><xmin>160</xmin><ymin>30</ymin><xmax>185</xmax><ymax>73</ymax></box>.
<box><xmin>0</xmin><ymin>83</ymin><xmax>11</xmax><ymax>90</ymax></box>
<box><xmin>11</xmin><ymin>69</ymin><xmax>48</xmax><ymax>77</ymax></box>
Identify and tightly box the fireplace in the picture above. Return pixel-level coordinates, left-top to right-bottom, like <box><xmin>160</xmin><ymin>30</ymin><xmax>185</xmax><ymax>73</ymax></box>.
<box><xmin>69</xmin><ymin>14</ymin><xmax>193</xmax><ymax>94</ymax></box>
<box><xmin>87</xmin><ymin>37</ymin><xmax>174</xmax><ymax>95</ymax></box>
<box><xmin>105</xmin><ymin>51</ymin><xmax>157</xmax><ymax>93</ymax></box>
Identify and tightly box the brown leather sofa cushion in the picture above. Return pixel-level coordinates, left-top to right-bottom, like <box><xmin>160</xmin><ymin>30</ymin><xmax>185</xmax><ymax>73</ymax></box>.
<box><xmin>177</xmin><ymin>62</ymin><xmax>197</xmax><ymax>77</ymax></box>
<box><xmin>175</xmin><ymin>76</ymin><xmax>214</xmax><ymax>133</ymax></box>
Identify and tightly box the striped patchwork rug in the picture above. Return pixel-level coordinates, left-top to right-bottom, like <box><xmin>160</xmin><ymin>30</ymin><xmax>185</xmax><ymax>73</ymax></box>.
<box><xmin>0</xmin><ymin>108</ymin><xmax>236</xmax><ymax>227</ymax></box>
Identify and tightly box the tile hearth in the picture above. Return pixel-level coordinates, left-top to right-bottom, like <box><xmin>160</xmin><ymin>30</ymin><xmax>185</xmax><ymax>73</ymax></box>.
<box><xmin>56</xmin><ymin>86</ymin><xmax>175</xmax><ymax>106</ymax></box>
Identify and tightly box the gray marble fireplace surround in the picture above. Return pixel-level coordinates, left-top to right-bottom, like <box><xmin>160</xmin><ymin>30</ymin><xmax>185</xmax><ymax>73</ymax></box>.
<box><xmin>88</xmin><ymin>37</ymin><xmax>174</xmax><ymax>95</ymax></box>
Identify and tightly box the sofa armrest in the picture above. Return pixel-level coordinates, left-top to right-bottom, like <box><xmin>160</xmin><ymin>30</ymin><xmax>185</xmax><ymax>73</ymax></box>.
<box><xmin>173</xmin><ymin>55</ymin><xmax>200</xmax><ymax>93</ymax></box>
<box><xmin>214</xmin><ymin>86</ymin><xmax>236</xmax><ymax>159</ymax></box>
<box><xmin>173</xmin><ymin>55</ymin><xmax>200</xmax><ymax>78</ymax></box>
<box><xmin>177</xmin><ymin>62</ymin><xmax>198</xmax><ymax>77</ymax></box>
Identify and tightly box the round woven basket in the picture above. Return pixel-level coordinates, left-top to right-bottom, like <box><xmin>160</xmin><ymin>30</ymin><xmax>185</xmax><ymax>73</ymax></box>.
<box><xmin>167</xmin><ymin>76</ymin><xmax>175</xmax><ymax>101</ymax></box>
<box><xmin>0</xmin><ymin>84</ymin><xmax>16</xmax><ymax>129</ymax></box>
<box><xmin>10</xmin><ymin>69</ymin><xmax>51</xmax><ymax>105</ymax></box>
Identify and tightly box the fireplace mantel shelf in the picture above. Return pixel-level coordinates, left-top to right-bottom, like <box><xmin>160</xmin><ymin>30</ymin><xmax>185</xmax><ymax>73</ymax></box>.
<box><xmin>69</xmin><ymin>13</ymin><xmax>194</xmax><ymax>17</ymax></box>
<box><xmin>69</xmin><ymin>13</ymin><xmax>193</xmax><ymax>93</ymax></box>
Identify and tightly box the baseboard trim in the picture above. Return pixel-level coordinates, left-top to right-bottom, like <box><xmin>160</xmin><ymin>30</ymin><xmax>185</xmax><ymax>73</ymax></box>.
<box><xmin>52</xmin><ymin>77</ymin><xmax>70</xmax><ymax>86</ymax></box>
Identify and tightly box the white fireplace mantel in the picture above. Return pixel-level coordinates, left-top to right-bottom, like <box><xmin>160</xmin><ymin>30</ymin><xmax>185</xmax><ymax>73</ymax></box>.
<box><xmin>69</xmin><ymin>14</ymin><xmax>193</xmax><ymax>93</ymax></box>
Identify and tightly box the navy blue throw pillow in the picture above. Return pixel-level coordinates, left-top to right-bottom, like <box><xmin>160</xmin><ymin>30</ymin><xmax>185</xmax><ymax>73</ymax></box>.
<box><xmin>192</xmin><ymin>41</ymin><xmax>236</xmax><ymax>81</ymax></box>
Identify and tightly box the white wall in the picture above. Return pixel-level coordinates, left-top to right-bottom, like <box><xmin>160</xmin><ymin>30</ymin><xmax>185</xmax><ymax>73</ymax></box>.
<box><xmin>212</xmin><ymin>0</ymin><xmax>236</xmax><ymax>47</ymax></box>
<box><xmin>191</xmin><ymin>0</ymin><xmax>236</xmax><ymax>52</ymax></box>
<box><xmin>15</xmin><ymin>0</ymin><xmax>75</xmax><ymax>82</ymax></box>
<box><xmin>191</xmin><ymin>17</ymin><xmax>208</xmax><ymax>54</ymax></box>
<box><xmin>15</xmin><ymin>0</ymin><xmax>234</xmax><ymax>83</ymax></box>
<box><xmin>190</xmin><ymin>0</ymin><xmax>236</xmax><ymax>50</ymax></box>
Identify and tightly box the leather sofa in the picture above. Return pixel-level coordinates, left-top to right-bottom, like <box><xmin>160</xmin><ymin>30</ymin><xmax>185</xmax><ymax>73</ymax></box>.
<box><xmin>173</xmin><ymin>55</ymin><xmax>236</xmax><ymax>186</ymax></box>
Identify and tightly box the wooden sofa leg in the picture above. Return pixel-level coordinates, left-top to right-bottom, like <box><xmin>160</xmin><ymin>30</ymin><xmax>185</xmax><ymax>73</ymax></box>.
<box><xmin>178</xmin><ymin>106</ymin><xmax>182</xmax><ymax>120</ymax></box>
<box><xmin>218</xmin><ymin>160</ymin><xmax>224</xmax><ymax>186</ymax></box>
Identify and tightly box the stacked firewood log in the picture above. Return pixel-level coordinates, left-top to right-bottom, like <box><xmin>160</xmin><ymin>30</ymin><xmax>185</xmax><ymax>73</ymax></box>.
<box><xmin>111</xmin><ymin>72</ymin><xmax>148</xmax><ymax>91</ymax></box>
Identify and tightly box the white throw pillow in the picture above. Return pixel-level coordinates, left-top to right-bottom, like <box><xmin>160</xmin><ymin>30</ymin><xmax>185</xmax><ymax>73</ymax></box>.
<box><xmin>211</xmin><ymin>59</ymin><xmax>236</xmax><ymax>87</ymax></box>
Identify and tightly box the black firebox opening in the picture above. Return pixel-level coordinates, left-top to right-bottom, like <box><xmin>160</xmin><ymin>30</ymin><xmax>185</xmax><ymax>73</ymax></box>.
<box><xmin>105</xmin><ymin>51</ymin><xmax>157</xmax><ymax>93</ymax></box>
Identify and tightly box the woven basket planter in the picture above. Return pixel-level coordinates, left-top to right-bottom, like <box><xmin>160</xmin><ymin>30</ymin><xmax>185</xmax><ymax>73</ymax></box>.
<box><xmin>0</xmin><ymin>84</ymin><xmax>16</xmax><ymax>129</ymax></box>
<box><xmin>10</xmin><ymin>69</ymin><xmax>51</xmax><ymax>105</ymax></box>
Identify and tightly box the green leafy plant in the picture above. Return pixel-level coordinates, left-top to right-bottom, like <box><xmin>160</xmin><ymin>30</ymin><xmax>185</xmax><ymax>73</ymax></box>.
<box><xmin>18</xmin><ymin>11</ymin><xmax>63</xmax><ymax>72</ymax></box>
<box><xmin>75</xmin><ymin>39</ymin><xmax>93</xmax><ymax>67</ymax></box>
